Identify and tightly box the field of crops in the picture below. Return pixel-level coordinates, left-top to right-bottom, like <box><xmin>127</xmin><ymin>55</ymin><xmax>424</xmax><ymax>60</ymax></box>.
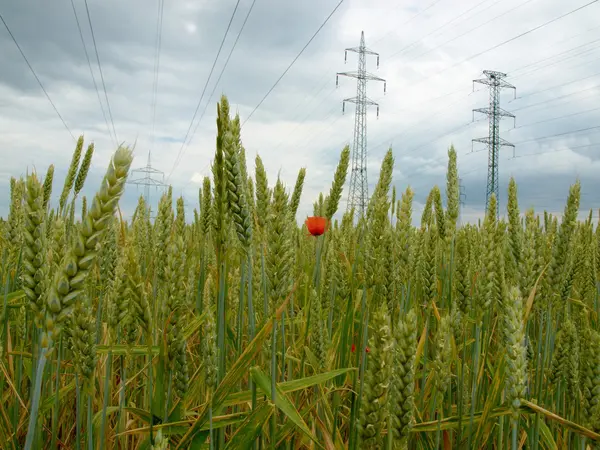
<box><xmin>0</xmin><ymin>94</ymin><xmax>598</xmax><ymax>449</ymax></box>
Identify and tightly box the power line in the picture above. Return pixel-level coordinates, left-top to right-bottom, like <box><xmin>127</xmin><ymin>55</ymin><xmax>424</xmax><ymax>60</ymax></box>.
<box><xmin>128</xmin><ymin>0</ymin><xmax>168</xmax><ymax>209</ymax></box>
<box><xmin>69</xmin><ymin>0</ymin><xmax>114</xmax><ymax>147</ymax></box>
<box><xmin>265</xmin><ymin>0</ymin><xmax>453</xmax><ymax>152</ymax></box>
<box><xmin>512</xmin><ymin>125</ymin><xmax>600</xmax><ymax>145</ymax></box>
<box><xmin>511</xmin><ymin>84</ymin><xmax>600</xmax><ymax>112</ymax></box>
<box><xmin>83</xmin><ymin>0</ymin><xmax>118</xmax><ymax>144</ymax></box>
<box><xmin>150</xmin><ymin>0</ymin><xmax>166</xmax><ymax>152</ymax></box>
<box><xmin>512</xmin><ymin>142</ymin><xmax>600</xmax><ymax>158</ymax></box>
<box><xmin>512</xmin><ymin>69</ymin><xmax>600</xmax><ymax>101</ymax></box>
<box><xmin>241</xmin><ymin>0</ymin><xmax>346</xmax><ymax>128</ymax></box>
<box><xmin>508</xmin><ymin>37</ymin><xmax>600</xmax><ymax>78</ymax></box>
<box><xmin>253</xmin><ymin>1</ymin><xmax>599</xmax><ymax>177</ymax></box>
<box><xmin>406</xmin><ymin>0</ymin><xmax>599</xmax><ymax>89</ymax></box>
<box><xmin>372</xmin><ymin>0</ymin><xmax>446</xmax><ymax>46</ymax></box>
<box><xmin>280</xmin><ymin>11</ymin><xmax>598</xmax><ymax>164</ymax></box>
<box><xmin>399</xmin><ymin>0</ymin><xmax>538</xmax><ymax>66</ymax></box>
<box><xmin>507</xmin><ymin>106</ymin><xmax>600</xmax><ymax>130</ymax></box>
<box><xmin>190</xmin><ymin>0</ymin><xmax>257</xmax><ymax>143</ymax></box>
<box><xmin>166</xmin><ymin>0</ymin><xmax>242</xmax><ymax>183</ymax></box>
<box><xmin>0</xmin><ymin>11</ymin><xmax>75</xmax><ymax>140</ymax></box>
<box><xmin>387</xmin><ymin>0</ymin><xmax>501</xmax><ymax>60</ymax></box>
<box><xmin>369</xmin><ymin>47</ymin><xmax>600</xmax><ymax>157</ymax></box>
<box><xmin>259</xmin><ymin>0</ymin><xmax>490</xmax><ymax>156</ymax></box>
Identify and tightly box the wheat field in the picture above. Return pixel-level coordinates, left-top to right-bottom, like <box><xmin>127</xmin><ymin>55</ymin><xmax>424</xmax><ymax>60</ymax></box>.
<box><xmin>0</xmin><ymin>94</ymin><xmax>598</xmax><ymax>449</ymax></box>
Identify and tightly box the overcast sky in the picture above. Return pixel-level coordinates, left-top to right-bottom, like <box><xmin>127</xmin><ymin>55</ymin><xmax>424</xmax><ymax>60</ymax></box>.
<box><xmin>1</xmin><ymin>0</ymin><xmax>599</xmax><ymax>225</ymax></box>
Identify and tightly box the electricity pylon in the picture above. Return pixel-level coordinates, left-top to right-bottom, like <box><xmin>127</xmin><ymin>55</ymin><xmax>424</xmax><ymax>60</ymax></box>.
<box><xmin>472</xmin><ymin>70</ymin><xmax>516</xmax><ymax>217</ymax></box>
<box><xmin>336</xmin><ymin>31</ymin><xmax>386</xmax><ymax>220</ymax></box>
<box><xmin>128</xmin><ymin>150</ymin><xmax>168</xmax><ymax>217</ymax></box>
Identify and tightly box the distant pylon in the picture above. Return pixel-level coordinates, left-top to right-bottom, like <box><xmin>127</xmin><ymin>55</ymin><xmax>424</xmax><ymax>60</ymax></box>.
<box><xmin>472</xmin><ymin>70</ymin><xmax>516</xmax><ymax>217</ymax></box>
<box><xmin>336</xmin><ymin>31</ymin><xmax>386</xmax><ymax>220</ymax></box>
<box><xmin>128</xmin><ymin>150</ymin><xmax>168</xmax><ymax>216</ymax></box>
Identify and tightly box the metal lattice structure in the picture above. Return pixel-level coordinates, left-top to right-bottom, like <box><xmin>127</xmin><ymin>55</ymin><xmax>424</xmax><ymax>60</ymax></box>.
<box><xmin>472</xmin><ymin>70</ymin><xmax>516</xmax><ymax>217</ymax></box>
<box><xmin>336</xmin><ymin>31</ymin><xmax>386</xmax><ymax>219</ymax></box>
<box><xmin>128</xmin><ymin>150</ymin><xmax>168</xmax><ymax>216</ymax></box>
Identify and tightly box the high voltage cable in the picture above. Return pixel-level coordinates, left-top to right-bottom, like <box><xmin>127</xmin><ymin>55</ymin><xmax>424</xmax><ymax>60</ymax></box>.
<box><xmin>412</xmin><ymin>106</ymin><xmax>600</xmax><ymax>157</ymax></box>
<box><xmin>268</xmin><ymin>84</ymin><xmax>337</xmax><ymax>152</ymax></box>
<box><xmin>0</xmin><ymin>11</ymin><xmax>75</xmax><ymax>140</ymax></box>
<box><xmin>265</xmin><ymin>0</ymin><xmax>445</xmax><ymax>149</ymax></box>
<box><xmin>367</xmin><ymin>91</ymin><xmax>478</xmax><ymax>153</ymax></box>
<box><xmin>166</xmin><ymin>0</ymin><xmax>242</xmax><ymax>183</ymax></box>
<box><xmin>511</xmin><ymin>84</ymin><xmax>600</xmax><ymax>112</ymax></box>
<box><xmin>401</xmin><ymin>141</ymin><xmax>600</xmax><ymax>187</ymax></box>
<box><xmin>343</xmin><ymin>36</ymin><xmax>600</xmax><ymax>157</ymax></box>
<box><xmin>512</xmin><ymin>125</ymin><xmax>600</xmax><ymax>145</ymax></box>
<box><xmin>157</xmin><ymin>0</ymin><xmax>257</xmax><ymax>186</ymax></box>
<box><xmin>371</xmin><ymin>70</ymin><xmax>600</xmax><ymax>156</ymax></box>
<box><xmin>169</xmin><ymin>0</ymin><xmax>257</xmax><ymax>180</ymax></box>
<box><xmin>399</xmin><ymin>0</ymin><xmax>538</xmax><ymax>65</ymax></box>
<box><xmin>280</xmin><ymin>10</ymin><xmax>598</xmax><ymax>161</ymax></box>
<box><xmin>150</xmin><ymin>0</ymin><xmax>165</xmax><ymax>152</ymax></box>
<box><xmin>292</xmin><ymin>0</ymin><xmax>527</xmax><ymax>139</ymax></box>
<box><xmin>287</xmin><ymin>85</ymin><xmax>472</xmax><ymax>156</ymax></box>
<box><xmin>261</xmin><ymin>0</ymin><xmax>473</xmax><ymax>154</ymax></box>
<box><xmin>387</xmin><ymin>0</ymin><xmax>501</xmax><ymax>60</ymax></box>
<box><xmin>83</xmin><ymin>0</ymin><xmax>118</xmax><ymax>144</ymax></box>
<box><xmin>513</xmin><ymin>142</ymin><xmax>600</xmax><ymax>158</ymax></box>
<box><xmin>189</xmin><ymin>0</ymin><xmax>257</xmax><ymax>143</ymax></box>
<box><xmin>508</xmin><ymin>106</ymin><xmax>600</xmax><ymax>129</ymax></box>
<box><xmin>325</xmin><ymin>23</ymin><xmax>600</xmax><ymax>149</ymax></box>
<box><xmin>511</xmin><ymin>45</ymin><xmax>600</xmax><ymax>79</ymax></box>
<box><xmin>513</xmin><ymin>70</ymin><xmax>600</xmax><ymax>101</ymax></box>
<box><xmin>406</xmin><ymin>0</ymin><xmax>599</xmax><ymax>89</ymax></box>
<box><xmin>240</xmin><ymin>0</ymin><xmax>345</xmax><ymax>128</ymax></box>
<box><xmin>508</xmin><ymin>37</ymin><xmax>600</xmax><ymax>77</ymax></box>
<box><xmin>69</xmin><ymin>0</ymin><xmax>114</xmax><ymax>147</ymax></box>
<box><xmin>372</xmin><ymin>0</ymin><xmax>446</xmax><ymax>46</ymax></box>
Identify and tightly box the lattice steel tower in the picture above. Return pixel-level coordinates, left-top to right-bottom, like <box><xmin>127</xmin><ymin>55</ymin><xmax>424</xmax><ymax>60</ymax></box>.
<box><xmin>128</xmin><ymin>150</ymin><xmax>168</xmax><ymax>216</ymax></box>
<box><xmin>472</xmin><ymin>70</ymin><xmax>516</xmax><ymax>217</ymax></box>
<box><xmin>336</xmin><ymin>31</ymin><xmax>386</xmax><ymax>219</ymax></box>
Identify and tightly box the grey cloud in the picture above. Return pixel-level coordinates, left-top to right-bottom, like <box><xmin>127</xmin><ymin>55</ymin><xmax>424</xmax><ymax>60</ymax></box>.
<box><xmin>1</xmin><ymin>0</ymin><xmax>600</xmax><ymax>223</ymax></box>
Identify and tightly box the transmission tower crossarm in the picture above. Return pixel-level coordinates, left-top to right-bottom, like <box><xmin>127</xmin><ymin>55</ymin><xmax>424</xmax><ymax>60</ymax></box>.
<box><xmin>473</xmin><ymin>106</ymin><xmax>515</xmax><ymax>118</ymax></box>
<box><xmin>336</xmin><ymin>70</ymin><xmax>386</xmax><ymax>83</ymax></box>
<box><xmin>343</xmin><ymin>96</ymin><xmax>379</xmax><ymax>106</ymax></box>
<box><xmin>345</xmin><ymin>45</ymin><xmax>378</xmax><ymax>56</ymax></box>
<box><xmin>142</xmin><ymin>166</ymin><xmax>165</xmax><ymax>175</ymax></box>
<box><xmin>473</xmin><ymin>76</ymin><xmax>516</xmax><ymax>98</ymax></box>
<box><xmin>474</xmin><ymin>78</ymin><xmax>515</xmax><ymax>89</ymax></box>
<box><xmin>472</xmin><ymin>136</ymin><xmax>515</xmax><ymax>147</ymax></box>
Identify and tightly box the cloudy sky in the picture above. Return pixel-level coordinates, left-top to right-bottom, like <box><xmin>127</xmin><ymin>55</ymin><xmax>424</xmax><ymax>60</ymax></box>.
<box><xmin>1</xmin><ymin>0</ymin><xmax>599</xmax><ymax>225</ymax></box>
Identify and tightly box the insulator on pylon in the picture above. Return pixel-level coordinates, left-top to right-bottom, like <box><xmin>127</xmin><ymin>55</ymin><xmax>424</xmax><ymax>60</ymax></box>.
<box><xmin>377</xmin><ymin>55</ymin><xmax>380</xmax><ymax>68</ymax></box>
<box><xmin>383</xmin><ymin>82</ymin><xmax>386</xmax><ymax>94</ymax></box>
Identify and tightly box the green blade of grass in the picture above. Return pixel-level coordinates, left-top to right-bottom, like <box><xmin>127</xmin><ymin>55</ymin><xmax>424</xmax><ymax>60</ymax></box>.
<box><xmin>250</xmin><ymin>366</ymin><xmax>322</xmax><ymax>448</ymax></box>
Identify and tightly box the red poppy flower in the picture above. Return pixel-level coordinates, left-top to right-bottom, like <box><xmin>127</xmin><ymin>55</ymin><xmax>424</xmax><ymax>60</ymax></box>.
<box><xmin>351</xmin><ymin>344</ymin><xmax>370</xmax><ymax>353</ymax></box>
<box><xmin>305</xmin><ymin>216</ymin><xmax>328</xmax><ymax>236</ymax></box>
